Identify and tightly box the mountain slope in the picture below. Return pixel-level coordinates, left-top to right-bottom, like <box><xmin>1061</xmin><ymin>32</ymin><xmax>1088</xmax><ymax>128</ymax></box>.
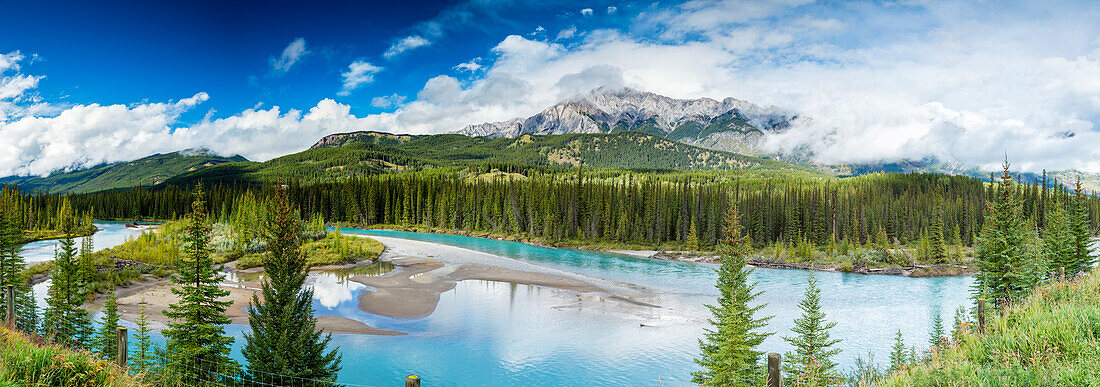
<box><xmin>3</xmin><ymin>150</ymin><xmax>247</xmax><ymax>194</ymax></box>
<box><xmin>457</xmin><ymin>87</ymin><xmax>792</xmax><ymax>155</ymax></box>
<box><xmin>166</xmin><ymin>130</ymin><xmax>816</xmax><ymax>186</ymax></box>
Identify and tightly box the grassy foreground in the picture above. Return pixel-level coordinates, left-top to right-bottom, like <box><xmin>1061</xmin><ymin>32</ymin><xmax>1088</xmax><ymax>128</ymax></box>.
<box><xmin>880</xmin><ymin>270</ymin><xmax>1100</xmax><ymax>386</ymax></box>
<box><xmin>0</xmin><ymin>327</ymin><xmax>146</xmax><ymax>387</ymax></box>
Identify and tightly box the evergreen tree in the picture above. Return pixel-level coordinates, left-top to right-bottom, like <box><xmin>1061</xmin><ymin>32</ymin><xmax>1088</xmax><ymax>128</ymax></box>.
<box><xmin>96</xmin><ymin>289</ymin><xmax>121</xmax><ymax>361</ymax></box>
<box><xmin>42</xmin><ymin>207</ymin><xmax>93</xmax><ymax>348</ymax></box>
<box><xmin>950</xmin><ymin>306</ymin><xmax>971</xmax><ymax>343</ymax></box>
<box><xmin>0</xmin><ymin>205</ymin><xmax>36</xmax><ymax>333</ymax></box>
<box><xmin>781</xmin><ymin>272</ymin><xmax>842</xmax><ymax>385</ymax></box>
<box><xmin>1070</xmin><ymin>178</ymin><xmax>1096</xmax><ymax>276</ymax></box>
<box><xmin>693</xmin><ymin>205</ymin><xmax>773</xmax><ymax>386</ymax></box>
<box><xmin>163</xmin><ymin>187</ymin><xmax>238</xmax><ymax>382</ymax></box>
<box><xmin>131</xmin><ymin>297</ymin><xmax>156</xmax><ymax>374</ymax></box>
<box><xmin>1042</xmin><ymin>202</ymin><xmax>1074</xmax><ymax>276</ymax></box>
<box><xmin>928</xmin><ymin>202</ymin><xmax>947</xmax><ymax>263</ymax></box>
<box><xmin>974</xmin><ymin>159</ymin><xmax>1041</xmax><ymax>308</ymax></box>
<box><xmin>685</xmin><ymin>218</ymin><xmax>700</xmax><ymax>251</ymax></box>
<box><xmin>888</xmin><ymin>330</ymin><xmax>907</xmax><ymax>373</ymax></box>
<box><xmin>243</xmin><ymin>187</ymin><xmax>342</xmax><ymax>382</ymax></box>
<box><xmin>928</xmin><ymin>313</ymin><xmax>945</xmax><ymax>351</ymax></box>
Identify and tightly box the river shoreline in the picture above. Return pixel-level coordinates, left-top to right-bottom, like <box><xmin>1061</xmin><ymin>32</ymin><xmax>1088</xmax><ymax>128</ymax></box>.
<box><xmin>342</xmin><ymin>225</ymin><xmax>978</xmax><ymax>277</ymax></box>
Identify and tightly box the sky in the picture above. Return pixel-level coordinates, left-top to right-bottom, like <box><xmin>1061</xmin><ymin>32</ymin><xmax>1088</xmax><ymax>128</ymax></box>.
<box><xmin>1</xmin><ymin>0</ymin><xmax>1098</xmax><ymax>177</ymax></box>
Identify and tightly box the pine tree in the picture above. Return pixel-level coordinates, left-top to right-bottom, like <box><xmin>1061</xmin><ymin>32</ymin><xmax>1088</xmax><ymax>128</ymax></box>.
<box><xmin>243</xmin><ymin>187</ymin><xmax>342</xmax><ymax>382</ymax></box>
<box><xmin>928</xmin><ymin>202</ymin><xmax>947</xmax><ymax>263</ymax></box>
<box><xmin>0</xmin><ymin>204</ymin><xmax>36</xmax><ymax>333</ymax></box>
<box><xmin>685</xmin><ymin>218</ymin><xmax>700</xmax><ymax>251</ymax></box>
<box><xmin>693</xmin><ymin>205</ymin><xmax>773</xmax><ymax>386</ymax></box>
<box><xmin>131</xmin><ymin>297</ymin><xmax>155</xmax><ymax>374</ymax></box>
<box><xmin>1042</xmin><ymin>202</ymin><xmax>1074</xmax><ymax>276</ymax></box>
<box><xmin>163</xmin><ymin>187</ymin><xmax>239</xmax><ymax>382</ymax></box>
<box><xmin>1070</xmin><ymin>178</ymin><xmax>1096</xmax><ymax>276</ymax></box>
<box><xmin>42</xmin><ymin>207</ymin><xmax>93</xmax><ymax>348</ymax></box>
<box><xmin>928</xmin><ymin>313</ymin><xmax>945</xmax><ymax>351</ymax></box>
<box><xmin>782</xmin><ymin>272</ymin><xmax>842</xmax><ymax>385</ymax></box>
<box><xmin>974</xmin><ymin>159</ymin><xmax>1041</xmax><ymax>308</ymax></box>
<box><xmin>96</xmin><ymin>289</ymin><xmax>121</xmax><ymax>361</ymax></box>
<box><xmin>888</xmin><ymin>330</ymin><xmax>907</xmax><ymax>373</ymax></box>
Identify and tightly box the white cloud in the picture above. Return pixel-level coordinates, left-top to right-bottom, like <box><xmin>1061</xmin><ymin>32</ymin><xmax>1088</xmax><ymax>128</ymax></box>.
<box><xmin>454</xmin><ymin>57</ymin><xmax>483</xmax><ymax>72</ymax></box>
<box><xmin>580</xmin><ymin>8</ymin><xmax>594</xmax><ymax>16</ymax></box>
<box><xmin>383</xmin><ymin>35</ymin><xmax>431</xmax><ymax>59</ymax></box>
<box><xmin>338</xmin><ymin>60</ymin><xmax>382</xmax><ymax>96</ymax></box>
<box><xmin>269</xmin><ymin>38</ymin><xmax>308</xmax><ymax>74</ymax></box>
<box><xmin>555</xmin><ymin>26</ymin><xmax>577</xmax><ymax>40</ymax></box>
<box><xmin>371</xmin><ymin>94</ymin><xmax>407</xmax><ymax>109</ymax></box>
<box><xmin>607</xmin><ymin>6</ymin><xmax>617</xmax><ymax>15</ymax></box>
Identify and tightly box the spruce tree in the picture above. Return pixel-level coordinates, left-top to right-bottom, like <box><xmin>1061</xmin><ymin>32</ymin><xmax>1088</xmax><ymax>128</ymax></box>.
<box><xmin>685</xmin><ymin>218</ymin><xmax>700</xmax><ymax>251</ymax></box>
<box><xmin>163</xmin><ymin>187</ymin><xmax>238</xmax><ymax>382</ymax></box>
<box><xmin>131</xmin><ymin>297</ymin><xmax>155</xmax><ymax>374</ymax></box>
<box><xmin>782</xmin><ymin>272</ymin><xmax>842</xmax><ymax>385</ymax></box>
<box><xmin>974</xmin><ymin>159</ymin><xmax>1040</xmax><ymax>308</ymax></box>
<box><xmin>42</xmin><ymin>207</ymin><xmax>93</xmax><ymax>348</ymax></box>
<box><xmin>243</xmin><ymin>187</ymin><xmax>342</xmax><ymax>382</ymax></box>
<box><xmin>928</xmin><ymin>313</ymin><xmax>945</xmax><ymax>351</ymax></box>
<box><xmin>1070</xmin><ymin>178</ymin><xmax>1096</xmax><ymax>276</ymax></box>
<box><xmin>96</xmin><ymin>289</ymin><xmax>121</xmax><ymax>361</ymax></box>
<box><xmin>928</xmin><ymin>202</ymin><xmax>947</xmax><ymax>263</ymax></box>
<box><xmin>1042</xmin><ymin>202</ymin><xmax>1074</xmax><ymax>276</ymax></box>
<box><xmin>693</xmin><ymin>205</ymin><xmax>772</xmax><ymax>386</ymax></box>
<box><xmin>0</xmin><ymin>205</ymin><xmax>36</xmax><ymax>333</ymax></box>
<box><xmin>888</xmin><ymin>330</ymin><xmax>907</xmax><ymax>373</ymax></box>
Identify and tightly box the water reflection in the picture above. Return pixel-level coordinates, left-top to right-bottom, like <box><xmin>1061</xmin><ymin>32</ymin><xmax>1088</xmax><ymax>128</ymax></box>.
<box><xmin>309</xmin><ymin>262</ymin><xmax>394</xmax><ymax>309</ymax></box>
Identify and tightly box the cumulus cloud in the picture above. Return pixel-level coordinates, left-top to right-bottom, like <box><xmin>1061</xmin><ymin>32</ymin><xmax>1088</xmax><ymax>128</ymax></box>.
<box><xmin>371</xmin><ymin>94</ymin><xmax>407</xmax><ymax>109</ymax></box>
<box><xmin>338</xmin><ymin>60</ymin><xmax>382</xmax><ymax>96</ymax></box>
<box><xmin>454</xmin><ymin>57</ymin><xmax>483</xmax><ymax>72</ymax></box>
<box><xmin>383</xmin><ymin>35</ymin><xmax>431</xmax><ymax>59</ymax></box>
<box><xmin>269</xmin><ymin>38</ymin><xmax>308</xmax><ymax>74</ymax></box>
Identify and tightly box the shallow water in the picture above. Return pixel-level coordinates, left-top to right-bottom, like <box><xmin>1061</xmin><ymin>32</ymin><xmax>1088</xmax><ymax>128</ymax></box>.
<box><xmin>33</xmin><ymin>223</ymin><xmax>976</xmax><ymax>386</ymax></box>
<box><xmin>20</xmin><ymin>221</ymin><xmax>148</xmax><ymax>264</ymax></box>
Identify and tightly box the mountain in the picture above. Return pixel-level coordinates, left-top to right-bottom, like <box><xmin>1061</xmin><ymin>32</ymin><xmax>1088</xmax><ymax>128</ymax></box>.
<box><xmin>457</xmin><ymin>87</ymin><xmax>793</xmax><ymax>155</ymax></box>
<box><xmin>2</xmin><ymin>150</ymin><xmax>247</xmax><ymax>194</ymax></box>
<box><xmin>166</xmin><ymin>130</ymin><xmax>817</xmax><ymax>186</ymax></box>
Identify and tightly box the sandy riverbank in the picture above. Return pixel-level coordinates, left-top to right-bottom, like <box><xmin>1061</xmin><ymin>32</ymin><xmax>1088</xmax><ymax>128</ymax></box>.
<box><xmin>349</xmin><ymin>235</ymin><xmax>658</xmax><ymax>319</ymax></box>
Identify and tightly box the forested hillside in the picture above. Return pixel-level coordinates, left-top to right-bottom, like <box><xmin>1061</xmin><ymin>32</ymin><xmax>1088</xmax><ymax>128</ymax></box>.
<box><xmin>2</xmin><ymin>151</ymin><xmax>247</xmax><ymax>194</ymax></box>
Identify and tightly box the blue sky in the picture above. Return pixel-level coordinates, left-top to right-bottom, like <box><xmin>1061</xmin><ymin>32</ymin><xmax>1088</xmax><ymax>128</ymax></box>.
<box><xmin>1</xmin><ymin>0</ymin><xmax>1099</xmax><ymax>176</ymax></box>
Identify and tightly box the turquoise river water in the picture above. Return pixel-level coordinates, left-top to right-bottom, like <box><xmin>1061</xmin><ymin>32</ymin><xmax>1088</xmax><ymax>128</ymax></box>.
<box><xmin>30</xmin><ymin>223</ymin><xmax>975</xmax><ymax>386</ymax></box>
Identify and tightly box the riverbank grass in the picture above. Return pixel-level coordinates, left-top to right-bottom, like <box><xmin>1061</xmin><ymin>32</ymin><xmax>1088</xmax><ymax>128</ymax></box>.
<box><xmin>880</xmin><ymin>270</ymin><xmax>1100</xmax><ymax>385</ymax></box>
<box><xmin>0</xmin><ymin>326</ymin><xmax>146</xmax><ymax>387</ymax></box>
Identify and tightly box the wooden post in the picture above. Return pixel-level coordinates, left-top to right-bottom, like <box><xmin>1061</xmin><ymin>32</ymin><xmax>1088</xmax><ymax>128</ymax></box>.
<box><xmin>117</xmin><ymin>327</ymin><xmax>128</xmax><ymax>367</ymax></box>
<box><xmin>5</xmin><ymin>284</ymin><xmax>13</xmax><ymax>328</ymax></box>
<box><xmin>977</xmin><ymin>298</ymin><xmax>986</xmax><ymax>332</ymax></box>
<box><xmin>1059</xmin><ymin>266</ymin><xmax>1066</xmax><ymax>280</ymax></box>
<box><xmin>767</xmin><ymin>353</ymin><xmax>781</xmax><ymax>387</ymax></box>
<box><xmin>405</xmin><ymin>374</ymin><xmax>421</xmax><ymax>387</ymax></box>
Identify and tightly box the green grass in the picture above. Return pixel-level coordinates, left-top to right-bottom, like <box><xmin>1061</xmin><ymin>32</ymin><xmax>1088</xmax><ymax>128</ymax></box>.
<box><xmin>236</xmin><ymin>231</ymin><xmax>385</xmax><ymax>269</ymax></box>
<box><xmin>879</xmin><ymin>270</ymin><xmax>1100</xmax><ymax>386</ymax></box>
<box><xmin>0</xmin><ymin>327</ymin><xmax>146</xmax><ymax>387</ymax></box>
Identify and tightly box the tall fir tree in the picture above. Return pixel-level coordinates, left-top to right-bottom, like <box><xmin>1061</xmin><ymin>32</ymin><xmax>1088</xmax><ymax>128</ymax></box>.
<box><xmin>693</xmin><ymin>204</ymin><xmax>773</xmax><ymax>386</ymax></box>
<box><xmin>42</xmin><ymin>206</ymin><xmax>93</xmax><ymax>348</ymax></box>
<box><xmin>163</xmin><ymin>187</ymin><xmax>239</xmax><ymax>382</ymax></box>
<box><xmin>888</xmin><ymin>330</ymin><xmax>907</xmax><ymax>373</ymax></box>
<box><xmin>96</xmin><ymin>289</ymin><xmax>121</xmax><ymax>361</ymax></box>
<box><xmin>1070</xmin><ymin>178</ymin><xmax>1096</xmax><ymax>276</ymax></box>
<box><xmin>685</xmin><ymin>218</ymin><xmax>700</xmax><ymax>251</ymax></box>
<box><xmin>974</xmin><ymin>159</ymin><xmax>1041</xmax><ymax>308</ymax></box>
<box><xmin>243</xmin><ymin>187</ymin><xmax>342</xmax><ymax>382</ymax></box>
<box><xmin>131</xmin><ymin>297</ymin><xmax>156</xmax><ymax>374</ymax></box>
<box><xmin>782</xmin><ymin>272</ymin><xmax>842</xmax><ymax>386</ymax></box>
<box><xmin>1042</xmin><ymin>201</ymin><xmax>1075</xmax><ymax>276</ymax></box>
<box><xmin>928</xmin><ymin>313</ymin><xmax>945</xmax><ymax>351</ymax></box>
<box><xmin>928</xmin><ymin>200</ymin><xmax>947</xmax><ymax>263</ymax></box>
<box><xmin>0</xmin><ymin>204</ymin><xmax>36</xmax><ymax>333</ymax></box>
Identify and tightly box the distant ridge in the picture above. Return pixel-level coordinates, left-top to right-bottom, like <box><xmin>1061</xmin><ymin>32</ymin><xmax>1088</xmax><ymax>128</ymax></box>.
<box><xmin>2</xmin><ymin>150</ymin><xmax>248</xmax><ymax>194</ymax></box>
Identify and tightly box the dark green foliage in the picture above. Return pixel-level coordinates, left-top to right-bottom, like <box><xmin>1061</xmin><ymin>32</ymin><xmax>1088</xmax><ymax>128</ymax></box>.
<box><xmin>4</xmin><ymin>150</ymin><xmax>247</xmax><ymax>194</ymax></box>
<box><xmin>131</xmin><ymin>297</ymin><xmax>155</xmax><ymax>374</ymax></box>
<box><xmin>928</xmin><ymin>313</ymin><xmax>945</xmax><ymax>351</ymax></box>
<box><xmin>42</xmin><ymin>206</ymin><xmax>94</xmax><ymax>348</ymax></box>
<box><xmin>888</xmin><ymin>330</ymin><xmax>907</xmax><ymax>373</ymax></box>
<box><xmin>1070</xmin><ymin>178</ymin><xmax>1097</xmax><ymax>276</ymax></box>
<box><xmin>96</xmin><ymin>289</ymin><xmax>120</xmax><ymax>361</ymax></box>
<box><xmin>782</xmin><ymin>272</ymin><xmax>842</xmax><ymax>385</ymax></box>
<box><xmin>1043</xmin><ymin>202</ymin><xmax>1075</xmax><ymax>276</ymax></box>
<box><xmin>243</xmin><ymin>187</ymin><xmax>341</xmax><ymax>382</ymax></box>
<box><xmin>162</xmin><ymin>187</ymin><xmax>238</xmax><ymax>382</ymax></box>
<box><xmin>928</xmin><ymin>200</ymin><xmax>947</xmax><ymax>263</ymax></box>
<box><xmin>693</xmin><ymin>205</ymin><xmax>772</xmax><ymax>386</ymax></box>
<box><xmin>0</xmin><ymin>201</ymin><xmax>36</xmax><ymax>333</ymax></box>
<box><xmin>974</xmin><ymin>160</ymin><xmax>1043</xmax><ymax>308</ymax></box>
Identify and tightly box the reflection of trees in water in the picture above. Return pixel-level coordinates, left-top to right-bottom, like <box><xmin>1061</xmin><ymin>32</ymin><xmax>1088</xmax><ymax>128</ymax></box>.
<box><xmin>310</xmin><ymin>262</ymin><xmax>395</xmax><ymax>308</ymax></box>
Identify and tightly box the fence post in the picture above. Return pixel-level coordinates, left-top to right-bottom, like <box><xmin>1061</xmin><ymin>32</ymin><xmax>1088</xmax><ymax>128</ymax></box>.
<box><xmin>767</xmin><ymin>353</ymin><xmax>781</xmax><ymax>387</ymax></box>
<box><xmin>977</xmin><ymin>298</ymin><xmax>986</xmax><ymax>332</ymax></box>
<box><xmin>405</xmin><ymin>374</ymin><xmax>421</xmax><ymax>387</ymax></box>
<box><xmin>117</xmin><ymin>327</ymin><xmax>128</xmax><ymax>367</ymax></box>
<box><xmin>5</xmin><ymin>284</ymin><xmax>13</xmax><ymax>328</ymax></box>
<box><xmin>1059</xmin><ymin>266</ymin><xmax>1065</xmax><ymax>280</ymax></box>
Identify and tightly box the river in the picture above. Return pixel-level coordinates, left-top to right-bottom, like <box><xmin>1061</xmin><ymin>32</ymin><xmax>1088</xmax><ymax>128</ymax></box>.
<box><xmin>30</xmin><ymin>222</ymin><xmax>976</xmax><ymax>386</ymax></box>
